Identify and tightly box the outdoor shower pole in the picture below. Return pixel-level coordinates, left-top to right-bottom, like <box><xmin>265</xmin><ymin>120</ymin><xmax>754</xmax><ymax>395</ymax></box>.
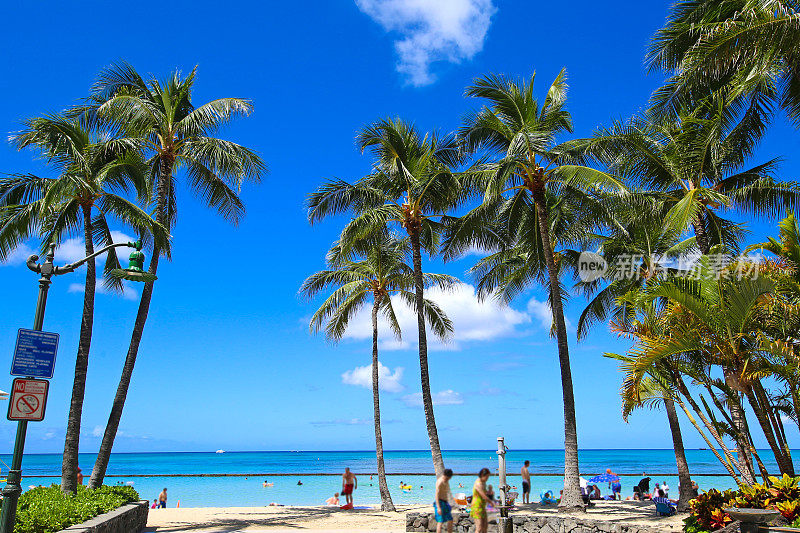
<box><xmin>497</xmin><ymin>437</ymin><xmax>512</xmax><ymax>533</ymax></box>
<box><xmin>497</xmin><ymin>437</ymin><xmax>507</xmax><ymax>510</ymax></box>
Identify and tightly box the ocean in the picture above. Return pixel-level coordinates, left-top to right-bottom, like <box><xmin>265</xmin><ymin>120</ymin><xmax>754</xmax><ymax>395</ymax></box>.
<box><xmin>4</xmin><ymin>449</ymin><xmax>772</xmax><ymax>507</ymax></box>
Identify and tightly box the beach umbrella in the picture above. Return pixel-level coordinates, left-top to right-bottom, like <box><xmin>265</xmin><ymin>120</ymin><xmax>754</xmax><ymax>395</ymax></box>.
<box><xmin>588</xmin><ymin>473</ymin><xmax>619</xmax><ymax>484</ymax></box>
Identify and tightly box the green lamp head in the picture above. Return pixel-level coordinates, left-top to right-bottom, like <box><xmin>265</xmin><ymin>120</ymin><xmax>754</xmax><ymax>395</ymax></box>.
<box><xmin>109</xmin><ymin>240</ymin><xmax>157</xmax><ymax>283</ymax></box>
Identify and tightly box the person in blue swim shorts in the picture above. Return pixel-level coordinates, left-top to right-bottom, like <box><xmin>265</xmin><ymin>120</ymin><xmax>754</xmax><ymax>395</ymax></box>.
<box><xmin>433</xmin><ymin>468</ymin><xmax>454</xmax><ymax>533</ymax></box>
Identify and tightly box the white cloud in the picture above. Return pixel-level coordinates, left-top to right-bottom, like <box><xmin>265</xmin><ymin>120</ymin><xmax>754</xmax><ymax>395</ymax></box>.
<box><xmin>57</xmin><ymin>238</ymin><xmax>88</xmax><ymax>263</ymax></box>
<box><xmin>68</xmin><ymin>279</ymin><xmax>139</xmax><ymax>301</ymax></box>
<box><xmin>355</xmin><ymin>0</ymin><xmax>496</xmax><ymax>86</ymax></box>
<box><xmin>1</xmin><ymin>232</ymin><xmax>135</xmax><ymax>269</ymax></box>
<box><xmin>92</xmin><ymin>425</ymin><xmax>104</xmax><ymax>438</ymax></box>
<box><xmin>341</xmin><ymin>282</ymin><xmax>530</xmax><ymax>351</ymax></box>
<box><xmin>342</xmin><ymin>361</ymin><xmax>405</xmax><ymax>393</ymax></box>
<box><xmin>1</xmin><ymin>243</ymin><xmax>36</xmax><ymax>266</ymax></box>
<box><xmin>526</xmin><ymin>298</ymin><xmax>553</xmax><ymax>328</ymax></box>
<box><xmin>526</xmin><ymin>297</ymin><xmax>572</xmax><ymax>331</ymax></box>
<box><xmin>311</xmin><ymin>418</ymin><xmax>371</xmax><ymax>427</ymax></box>
<box><xmin>402</xmin><ymin>389</ymin><xmax>463</xmax><ymax>406</ymax></box>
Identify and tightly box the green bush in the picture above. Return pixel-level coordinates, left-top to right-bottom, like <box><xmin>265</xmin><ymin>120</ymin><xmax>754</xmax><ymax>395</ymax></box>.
<box><xmin>1</xmin><ymin>484</ymin><xmax>139</xmax><ymax>533</ymax></box>
<box><xmin>684</xmin><ymin>474</ymin><xmax>800</xmax><ymax>532</ymax></box>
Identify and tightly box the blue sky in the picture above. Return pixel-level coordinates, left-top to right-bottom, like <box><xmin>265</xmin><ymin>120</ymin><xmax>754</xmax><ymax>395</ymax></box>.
<box><xmin>0</xmin><ymin>0</ymin><xmax>797</xmax><ymax>454</ymax></box>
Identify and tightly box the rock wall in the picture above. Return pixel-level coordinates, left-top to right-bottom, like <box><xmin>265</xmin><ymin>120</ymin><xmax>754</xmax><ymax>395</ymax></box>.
<box><xmin>405</xmin><ymin>512</ymin><xmax>675</xmax><ymax>532</ymax></box>
<box><xmin>59</xmin><ymin>500</ymin><xmax>149</xmax><ymax>533</ymax></box>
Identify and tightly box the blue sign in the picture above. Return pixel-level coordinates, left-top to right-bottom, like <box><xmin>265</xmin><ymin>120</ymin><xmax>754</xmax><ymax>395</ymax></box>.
<box><xmin>10</xmin><ymin>329</ymin><xmax>59</xmax><ymax>379</ymax></box>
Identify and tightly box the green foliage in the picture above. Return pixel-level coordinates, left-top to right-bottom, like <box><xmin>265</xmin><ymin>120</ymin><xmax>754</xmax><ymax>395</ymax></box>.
<box><xmin>5</xmin><ymin>484</ymin><xmax>139</xmax><ymax>533</ymax></box>
<box><xmin>685</xmin><ymin>476</ymin><xmax>800</xmax><ymax>531</ymax></box>
<box><xmin>689</xmin><ymin>489</ymin><xmax>736</xmax><ymax>531</ymax></box>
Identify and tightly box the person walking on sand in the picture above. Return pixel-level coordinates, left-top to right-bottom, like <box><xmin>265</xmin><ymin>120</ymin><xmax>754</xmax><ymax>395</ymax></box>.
<box><xmin>433</xmin><ymin>469</ymin><xmax>454</xmax><ymax>533</ymax></box>
<box><xmin>521</xmin><ymin>460</ymin><xmax>531</xmax><ymax>504</ymax></box>
<box><xmin>341</xmin><ymin>467</ymin><xmax>357</xmax><ymax>505</ymax></box>
<box><xmin>158</xmin><ymin>488</ymin><xmax>167</xmax><ymax>508</ymax></box>
<box><xmin>472</xmin><ymin>468</ymin><xmax>491</xmax><ymax>533</ymax></box>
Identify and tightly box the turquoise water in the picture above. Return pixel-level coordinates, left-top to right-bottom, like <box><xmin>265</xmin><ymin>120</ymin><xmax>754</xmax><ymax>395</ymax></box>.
<box><xmin>4</xmin><ymin>449</ymin><xmax>776</xmax><ymax>507</ymax></box>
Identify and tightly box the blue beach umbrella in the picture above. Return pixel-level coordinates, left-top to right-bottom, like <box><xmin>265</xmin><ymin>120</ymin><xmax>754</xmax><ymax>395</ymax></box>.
<box><xmin>588</xmin><ymin>473</ymin><xmax>619</xmax><ymax>484</ymax></box>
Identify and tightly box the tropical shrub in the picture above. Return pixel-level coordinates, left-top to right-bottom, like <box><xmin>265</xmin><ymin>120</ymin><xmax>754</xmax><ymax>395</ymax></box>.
<box><xmin>4</xmin><ymin>484</ymin><xmax>139</xmax><ymax>533</ymax></box>
<box><xmin>684</xmin><ymin>476</ymin><xmax>800</xmax><ymax>532</ymax></box>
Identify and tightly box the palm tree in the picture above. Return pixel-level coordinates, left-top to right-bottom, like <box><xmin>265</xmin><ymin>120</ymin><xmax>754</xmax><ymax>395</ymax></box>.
<box><xmin>747</xmin><ymin>212</ymin><xmax>800</xmax><ymax>435</ymax></box>
<box><xmin>301</xmin><ymin>236</ymin><xmax>455</xmax><ymax>511</ymax></box>
<box><xmin>1</xmin><ymin>114</ymin><xmax>159</xmax><ymax>493</ymax></box>
<box><xmin>647</xmin><ymin>0</ymin><xmax>800</xmax><ymax>125</ymax></box>
<box><xmin>576</xmin><ymin>99</ymin><xmax>799</xmax><ymax>258</ymax></box>
<box><xmin>605</xmin><ymin>343</ymin><xmax>695</xmax><ymax>511</ymax></box>
<box><xmin>571</xmin><ymin>199</ymin><xmax>696</xmax><ymax>509</ymax></box>
<box><xmin>307</xmin><ymin>118</ymin><xmax>468</xmax><ymax>476</ymax></box>
<box><xmin>644</xmin><ymin>256</ymin><xmax>795</xmax><ymax>478</ymax></box>
<box><xmin>573</xmin><ymin>194</ymin><xmax>696</xmax><ymax>339</ymax></box>
<box><xmin>577</xmin><ymin>102</ymin><xmax>799</xmax><ymax>478</ymax></box>
<box><xmin>74</xmin><ymin>63</ymin><xmax>266</xmax><ymax>488</ymax></box>
<box><xmin>454</xmin><ymin>71</ymin><xmax>625</xmax><ymax>510</ymax></box>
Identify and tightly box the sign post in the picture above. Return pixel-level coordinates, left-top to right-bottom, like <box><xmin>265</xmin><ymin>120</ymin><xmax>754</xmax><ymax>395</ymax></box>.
<box><xmin>7</xmin><ymin>379</ymin><xmax>49</xmax><ymax>422</ymax></box>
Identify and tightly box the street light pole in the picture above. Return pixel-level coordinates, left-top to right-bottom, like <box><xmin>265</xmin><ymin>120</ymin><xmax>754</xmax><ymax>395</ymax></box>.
<box><xmin>0</xmin><ymin>243</ymin><xmax>55</xmax><ymax>533</ymax></box>
<box><xmin>0</xmin><ymin>240</ymin><xmax>151</xmax><ymax>533</ymax></box>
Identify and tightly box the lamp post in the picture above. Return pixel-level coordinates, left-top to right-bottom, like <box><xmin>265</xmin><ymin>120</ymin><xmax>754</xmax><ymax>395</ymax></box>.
<box><xmin>0</xmin><ymin>240</ymin><xmax>154</xmax><ymax>533</ymax></box>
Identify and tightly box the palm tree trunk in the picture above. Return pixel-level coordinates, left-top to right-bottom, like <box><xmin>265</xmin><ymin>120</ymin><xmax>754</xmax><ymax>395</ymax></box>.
<box><xmin>372</xmin><ymin>298</ymin><xmax>395</xmax><ymax>512</ymax></box>
<box><xmin>692</xmin><ymin>213</ymin><xmax>711</xmax><ymax>255</ymax></box>
<box><xmin>673</xmin><ymin>394</ymin><xmax>742</xmax><ymax>483</ymax></box>
<box><xmin>531</xmin><ymin>190</ymin><xmax>582</xmax><ymax>512</ymax></box>
<box><xmin>61</xmin><ymin>206</ymin><xmax>96</xmax><ymax>494</ymax></box>
<box><xmin>745</xmin><ymin>385</ymin><xmax>795</xmax><ymax>476</ymax></box>
<box><xmin>729</xmin><ymin>392</ymin><xmax>757</xmax><ymax>484</ymax></box>
<box><xmin>409</xmin><ymin>230</ymin><xmax>445</xmax><ymax>477</ymax></box>
<box><xmin>673</xmin><ymin>376</ymin><xmax>749</xmax><ymax>481</ymax></box>
<box><xmin>89</xmin><ymin>157</ymin><xmax>170</xmax><ymax>488</ymax></box>
<box><xmin>664</xmin><ymin>397</ymin><xmax>693</xmax><ymax>511</ymax></box>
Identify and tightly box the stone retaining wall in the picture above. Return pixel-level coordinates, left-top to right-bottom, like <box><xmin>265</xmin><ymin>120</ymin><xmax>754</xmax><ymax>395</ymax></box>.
<box><xmin>405</xmin><ymin>512</ymin><xmax>673</xmax><ymax>532</ymax></box>
<box><xmin>59</xmin><ymin>500</ymin><xmax>149</xmax><ymax>533</ymax></box>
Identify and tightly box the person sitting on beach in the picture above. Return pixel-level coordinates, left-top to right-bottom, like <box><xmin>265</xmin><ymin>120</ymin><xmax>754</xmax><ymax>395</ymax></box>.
<box><xmin>341</xmin><ymin>467</ymin><xmax>357</xmax><ymax>506</ymax></box>
<box><xmin>691</xmin><ymin>480</ymin><xmax>699</xmax><ymax>497</ymax></box>
<box><xmin>472</xmin><ymin>469</ymin><xmax>492</xmax><ymax>533</ymax></box>
<box><xmin>433</xmin><ymin>468</ymin><xmax>454</xmax><ymax>533</ymax></box>
<box><xmin>325</xmin><ymin>492</ymin><xmax>340</xmax><ymax>506</ymax></box>
<box><xmin>521</xmin><ymin>460</ymin><xmax>531</xmax><ymax>504</ymax></box>
<box><xmin>588</xmin><ymin>484</ymin><xmax>601</xmax><ymax>500</ymax></box>
<box><xmin>652</xmin><ymin>489</ymin><xmax>676</xmax><ymax>516</ymax></box>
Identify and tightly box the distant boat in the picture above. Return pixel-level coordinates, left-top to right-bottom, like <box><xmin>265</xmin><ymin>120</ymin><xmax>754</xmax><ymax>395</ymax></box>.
<box><xmin>216</xmin><ymin>450</ymin><xmax>226</xmax><ymax>454</ymax></box>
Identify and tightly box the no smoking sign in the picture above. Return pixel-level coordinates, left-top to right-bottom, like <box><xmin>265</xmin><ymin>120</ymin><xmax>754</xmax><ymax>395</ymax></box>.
<box><xmin>8</xmin><ymin>378</ymin><xmax>49</xmax><ymax>422</ymax></box>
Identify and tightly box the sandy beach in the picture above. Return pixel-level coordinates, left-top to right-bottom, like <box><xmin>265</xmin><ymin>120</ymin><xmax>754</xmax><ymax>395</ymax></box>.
<box><xmin>145</xmin><ymin>505</ymin><xmax>425</xmax><ymax>532</ymax></box>
<box><xmin>145</xmin><ymin>501</ymin><xmax>684</xmax><ymax>532</ymax></box>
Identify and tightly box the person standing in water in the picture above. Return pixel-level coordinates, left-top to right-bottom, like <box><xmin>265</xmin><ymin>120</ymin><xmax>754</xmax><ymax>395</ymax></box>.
<box><xmin>158</xmin><ymin>488</ymin><xmax>168</xmax><ymax>508</ymax></box>
<box><xmin>472</xmin><ymin>468</ymin><xmax>491</xmax><ymax>533</ymax></box>
<box><xmin>521</xmin><ymin>460</ymin><xmax>531</xmax><ymax>504</ymax></box>
<box><xmin>341</xmin><ymin>467</ymin><xmax>357</xmax><ymax>505</ymax></box>
<box><xmin>433</xmin><ymin>469</ymin><xmax>454</xmax><ymax>533</ymax></box>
